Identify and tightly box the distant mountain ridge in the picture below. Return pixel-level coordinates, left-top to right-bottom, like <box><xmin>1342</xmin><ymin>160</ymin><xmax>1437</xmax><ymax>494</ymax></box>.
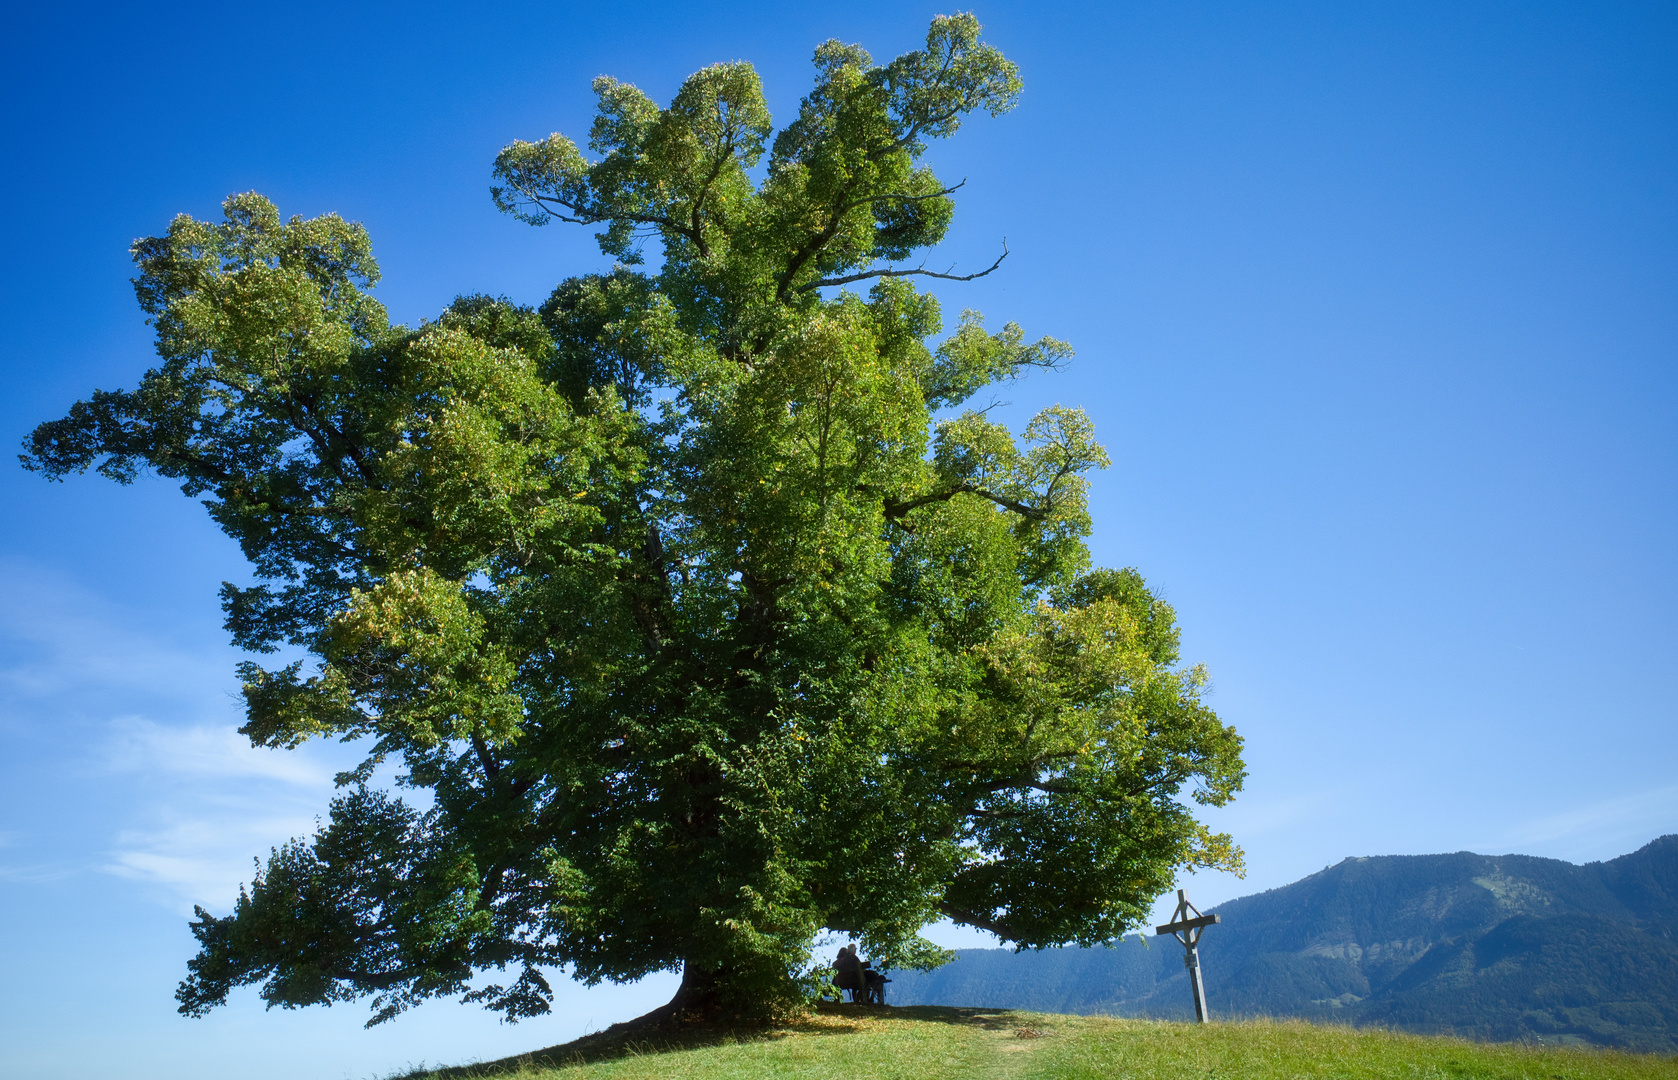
<box><xmin>889</xmin><ymin>835</ymin><xmax>1678</xmax><ymax>1052</ymax></box>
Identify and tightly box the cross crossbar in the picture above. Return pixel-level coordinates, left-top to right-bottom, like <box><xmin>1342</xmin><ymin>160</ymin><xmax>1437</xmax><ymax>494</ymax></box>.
<box><xmin>1155</xmin><ymin>912</ymin><xmax>1220</xmax><ymax>935</ymax></box>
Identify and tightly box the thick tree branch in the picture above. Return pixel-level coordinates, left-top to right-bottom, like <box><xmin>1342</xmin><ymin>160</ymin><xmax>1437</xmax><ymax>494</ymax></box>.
<box><xmin>471</xmin><ymin>729</ymin><xmax>502</xmax><ymax>781</ymax></box>
<box><xmin>834</xmin><ymin>180</ymin><xmax>965</xmax><ymax>216</ymax></box>
<box><xmin>524</xmin><ymin>193</ymin><xmax>705</xmax><ymax>250</ymax></box>
<box><xmin>883</xmin><ymin>478</ymin><xmax>1045</xmax><ymax>522</ymax></box>
<box><xmin>682</xmin><ymin>128</ymin><xmax>743</xmax><ymax>259</ymax></box>
<box><xmin>937</xmin><ymin>901</ymin><xmax>1018</xmax><ymax>941</ymax></box>
<box><xmin>795</xmin><ymin>242</ymin><xmax>1007</xmax><ymax>294</ymax></box>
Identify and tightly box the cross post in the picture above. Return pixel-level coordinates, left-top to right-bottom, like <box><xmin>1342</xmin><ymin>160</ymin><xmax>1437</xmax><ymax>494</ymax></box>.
<box><xmin>1154</xmin><ymin>889</ymin><xmax>1219</xmax><ymax>1023</ymax></box>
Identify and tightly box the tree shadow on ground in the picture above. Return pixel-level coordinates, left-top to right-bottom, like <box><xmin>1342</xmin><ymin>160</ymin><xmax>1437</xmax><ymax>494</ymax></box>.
<box><xmin>408</xmin><ymin>1004</ymin><xmax>1035</xmax><ymax>1077</ymax></box>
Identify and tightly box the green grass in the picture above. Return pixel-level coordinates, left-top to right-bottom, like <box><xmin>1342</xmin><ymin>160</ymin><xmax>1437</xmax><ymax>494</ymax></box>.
<box><xmin>404</xmin><ymin>1005</ymin><xmax>1678</xmax><ymax>1080</ymax></box>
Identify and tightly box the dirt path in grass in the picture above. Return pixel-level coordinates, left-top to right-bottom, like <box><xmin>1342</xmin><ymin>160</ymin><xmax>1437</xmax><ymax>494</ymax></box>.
<box><xmin>917</xmin><ymin>1007</ymin><xmax>1062</xmax><ymax>1080</ymax></box>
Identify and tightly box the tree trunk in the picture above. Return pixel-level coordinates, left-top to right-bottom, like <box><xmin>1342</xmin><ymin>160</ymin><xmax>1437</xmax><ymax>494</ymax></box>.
<box><xmin>602</xmin><ymin>961</ymin><xmax>730</xmax><ymax>1034</ymax></box>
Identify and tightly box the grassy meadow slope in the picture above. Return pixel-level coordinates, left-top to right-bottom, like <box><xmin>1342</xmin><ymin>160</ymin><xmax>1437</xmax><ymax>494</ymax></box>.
<box><xmin>405</xmin><ymin>1006</ymin><xmax>1677</xmax><ymax>1080</ymax></box>
<box><xmin>889</xmin><ymin>836</ymin><xmax>1678</xmax><ymax>1052</ymax></box>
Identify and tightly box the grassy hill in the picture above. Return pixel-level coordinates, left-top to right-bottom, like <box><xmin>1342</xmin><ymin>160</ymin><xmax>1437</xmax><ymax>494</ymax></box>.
<box><xmin>889</xmin><ymin>836</ymin><xmax>1678</xmax><ymax>1052</ymax></box>
<box><xmin>405</xmin><ymin>1005</ymin><xmax>1676</xmax><ymax>1079</ymax></box>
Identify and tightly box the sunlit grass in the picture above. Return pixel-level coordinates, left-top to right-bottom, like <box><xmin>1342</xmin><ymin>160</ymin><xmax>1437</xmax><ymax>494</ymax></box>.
<box><xmin>403</xmin><ymin>1005</ymin><xmax>1678</xmax><ymax>1080</ymax></box>
<box><xmin>1041</xmin><ymin>1014</ymin><xmax>1678</xmax><ymax>1079</ymax></box>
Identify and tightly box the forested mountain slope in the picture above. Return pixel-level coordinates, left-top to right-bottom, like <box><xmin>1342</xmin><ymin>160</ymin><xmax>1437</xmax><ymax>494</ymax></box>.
<box><xmin>890</xmin><ymin>836</ymin><xmax>1678</xmax><ymax>1052</ymax></box>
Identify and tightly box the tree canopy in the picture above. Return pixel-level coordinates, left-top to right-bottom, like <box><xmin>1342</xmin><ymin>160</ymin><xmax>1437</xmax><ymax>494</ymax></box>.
<box><xmin>23</xmin><ymin>14</ymin><xmax>1245</xmax><ymax>1025</ymax></box>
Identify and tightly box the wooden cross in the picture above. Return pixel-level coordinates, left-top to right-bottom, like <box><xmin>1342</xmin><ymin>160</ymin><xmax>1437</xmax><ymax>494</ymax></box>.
<box><xmin>1155</xmin><ymin>889</ymin><xmax>1220</xmax><ymax>1023</ymax></box>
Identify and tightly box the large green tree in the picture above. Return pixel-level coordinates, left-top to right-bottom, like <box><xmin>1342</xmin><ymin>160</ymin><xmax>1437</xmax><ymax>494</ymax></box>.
<box><xmin>24</xmin><ymin>15</ymin><xmax>1244</xmax><ymax>1025</ymax></box>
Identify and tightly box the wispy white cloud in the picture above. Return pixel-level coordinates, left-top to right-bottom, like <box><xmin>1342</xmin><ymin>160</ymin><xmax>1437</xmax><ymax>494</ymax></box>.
<box><xmin>0</xmin><ymin>556</ymin><xmax>236</xmax><ymax>723</ymax></box>
<box><xmin>1211</xmin><ymin>787</ymin><xmax>1342</xmax><ymax>838</ymax></box>
<box><xmin>93</xmin><ymin>718</ymin><xmax>363</xmax><ymax>913</ymax></box>
<box><xmin>100</xmin><ymin>716</ymin><xmax>335</xmax><ymax>789</ymax></box>
<box><xmin>0</xmin><ymin>830</ymin><xmax>61</xmax><ymax>882</ymax></box>
<box><xmin>106</xmin><ymin>810</ymin><xmax>324</xmax><ymax>910</ymax></box>
<box><xmin>0</xmin><ymin>556</ymin><xmax>369</xmax><ymax>912</ymax></box>
<box><xmin>0</xmin><ymin>860</ymin><xmax>84</xmax><ymax>884</ymax></box>
<box><xmin>1492</xmin><ymin>783</ymin><xmax>1678</xmax><ymax>855</ymax></box>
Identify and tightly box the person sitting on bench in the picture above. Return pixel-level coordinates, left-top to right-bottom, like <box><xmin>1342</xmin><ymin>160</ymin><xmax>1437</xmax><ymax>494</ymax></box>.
<box><xmin>833</xmin><ymin>943</ymin><xmax>865</xmax><ymax>1002</ymax></box>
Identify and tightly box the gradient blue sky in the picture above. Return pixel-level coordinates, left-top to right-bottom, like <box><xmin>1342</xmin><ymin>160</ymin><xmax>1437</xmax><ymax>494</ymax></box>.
<box><xmin>2</xmin><ymin>2</ymin><xmax>1674</xmax><ymax>1077</ymax></box>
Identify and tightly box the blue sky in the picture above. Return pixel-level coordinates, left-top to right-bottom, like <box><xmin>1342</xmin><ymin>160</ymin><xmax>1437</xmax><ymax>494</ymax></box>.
<box><xmin>2</xmin><ymin>2</ymin><xmax>1674</xmax><ymax>1077</ymax></box>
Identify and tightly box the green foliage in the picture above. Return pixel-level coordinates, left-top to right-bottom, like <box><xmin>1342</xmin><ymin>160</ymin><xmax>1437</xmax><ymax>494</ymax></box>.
<box><xmin>23</xmin><ymin>15</ymin><xmax>1244</xmax><ymax>1025</ymax></box>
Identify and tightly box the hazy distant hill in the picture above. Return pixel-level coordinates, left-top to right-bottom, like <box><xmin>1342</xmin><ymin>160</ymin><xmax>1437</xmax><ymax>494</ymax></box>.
<box><xmin>889</xmin><ymin>835</ymin><xmax>1678</xmax><ymax>1052</ymax></box>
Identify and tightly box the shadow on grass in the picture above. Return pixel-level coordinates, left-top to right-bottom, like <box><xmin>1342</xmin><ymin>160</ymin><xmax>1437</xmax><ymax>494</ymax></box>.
<box><xmin>404</xmin><ymin>1003</ymin><xmax>1034</xmax><ymax>1078</ymax></box>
